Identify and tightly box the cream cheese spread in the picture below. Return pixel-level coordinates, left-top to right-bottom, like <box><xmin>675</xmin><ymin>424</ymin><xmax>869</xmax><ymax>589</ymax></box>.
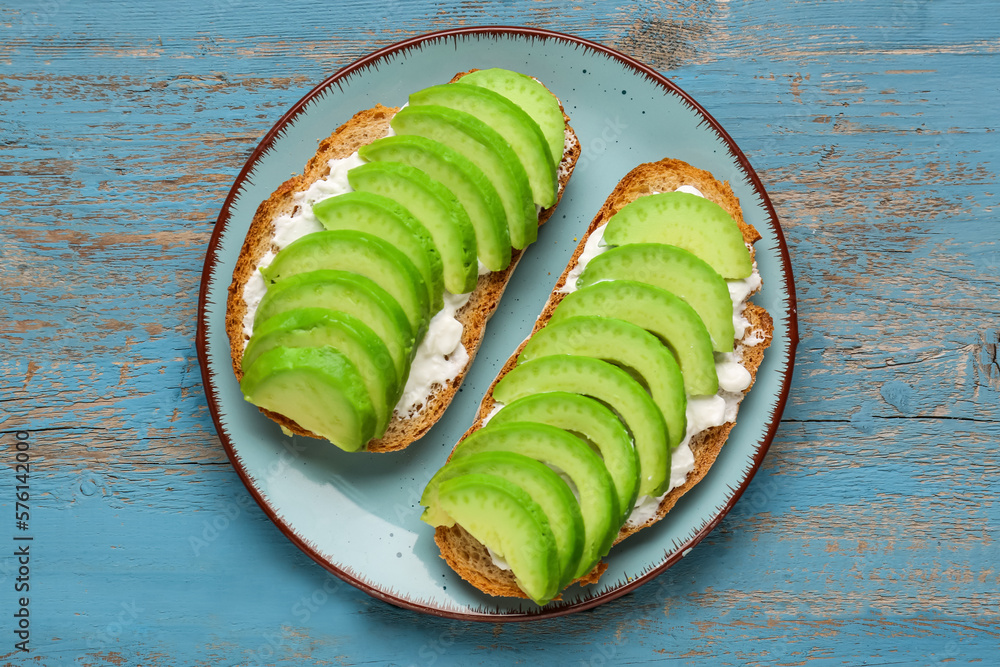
<box><xmin>487</xmin><ymin>546</ymin><xmax>512</xmax><ymax>571</ymax></box>
<box><xmin>560</xmin><ymin>221</ymin><xmax>608</xmax><ymax>293</ymax></box>
<box><xmin>394</xmin><ymin>291</ymin><xmax>470</xmax><ymax>417</ymax></box>
<box><xmin>480</xmin><ymin>401</ymin><xmax>505</xmax><ymax>426</ymax></box>
<box><xmin>674</xmin><ymin>184</ymin><xmax>705</xmax><ymax>197</ymax></box>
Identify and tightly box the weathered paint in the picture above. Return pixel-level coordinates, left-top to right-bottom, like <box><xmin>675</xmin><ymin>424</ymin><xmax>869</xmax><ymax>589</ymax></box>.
<box><xmin>1</xmin><ymin>0</ymin><xmax>998</xmax><ymax>664</ymax></box>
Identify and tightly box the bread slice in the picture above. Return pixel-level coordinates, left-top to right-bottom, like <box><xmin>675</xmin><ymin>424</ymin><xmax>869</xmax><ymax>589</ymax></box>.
<box><xmin>434</xmin><ymin>157</ymin><xmax>774</xmax><ymax>600</ymax></box>
<box><xmin>225</xmin><ymin>73</ymin><xmax>581</xmax><ymax>452</ymax></box>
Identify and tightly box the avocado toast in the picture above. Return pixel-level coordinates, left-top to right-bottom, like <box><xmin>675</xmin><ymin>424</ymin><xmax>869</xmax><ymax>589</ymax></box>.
<box><xmin>225</xmin><ymin>69</ymin><xmax>581</xmax><ymax>452</ymax></box>
<box><xmin>421</xmin><ymin>158</ymin><xmax>774</xmax><ymax>604</ymax></box>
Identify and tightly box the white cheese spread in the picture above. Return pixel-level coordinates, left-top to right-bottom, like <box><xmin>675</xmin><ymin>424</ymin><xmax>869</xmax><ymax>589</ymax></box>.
<box><xmin>560</xmin><ymin>221</ymin><xmax>608</xmax><ymax>293</ymax></box>
<box><xmin>393</xmin><ymin>291</ymin><xmax>470</xmax><ymax>417</ymax></box>
<box><xmin>674</xmin><ymin>184</ymin><xmax>705</xmax><ymax>197</ymax></box>
<box><xmin>480</xmin><ymin>401</ymin><xmax>505</xmax><ymax>426</ymax></box>
<box><xmin>487</xmin><ymin>547</ymin><xmax>512</xmax><ymax>571</ymax></box>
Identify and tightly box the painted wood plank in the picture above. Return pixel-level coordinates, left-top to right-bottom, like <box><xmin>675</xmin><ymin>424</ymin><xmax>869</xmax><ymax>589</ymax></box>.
<box><xmin>1</xmin><ymin>0</ymin><xmax>998</xmax><ymax>663</ymax></box>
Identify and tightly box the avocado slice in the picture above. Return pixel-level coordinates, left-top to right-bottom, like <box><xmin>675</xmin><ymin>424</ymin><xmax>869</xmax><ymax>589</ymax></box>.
<box><xmin>551</xmin><ymin>280</ymin><xmax>718</xmax><ymax>397</ymax></box>
<box><xmin>358</xmin><ymin>135</ymin><xmax>511</xmax><ymax>272</ymax></box>
<box><xmin>347</xmin><ymin>161</ymin><xmax>478</xmax><ymax>295</ymax></box>
<box><xmin>452</xmin><ymin>421</ymin><xmax>619</xmax><ymax>579</ymax></box>
<box><xmin>488</xmin><ymin>392</ymin><xmax>638</xmax><ymax>526</ymax></box>
<box><xmin>242</xmin><ymin>308</ymin><xmax>398</xmax><ymax>437</ymax></box>
<box><xmin>461</xmin><ymin>68</ymin><xmax>566</xmax><ymax>177</ymax></box>
<box><xmin>311</xmin><ymin>191</ymin><xmax>444</xmax><ymax>312</ymax></box>
<box><xmin>260</xmin><ymin>230</ymin><xmax>430</xmax><ymax>338</ymax></box>
<box><xmin>518</xmin><ymin>316</ymin><xmax>687</xmax><ymax>453</ymax></box>
<box><xmin>391</xmin><ymin>104</ymin><xmax>537</xmax><ymax>250</ymax></box>
<box><xmin>421</xmin><ymin>450</ymin><xmax>584</xmax><ymax>590</ymax></box>
<box><xmin>253</xmin><ymin>269</ymin><xmax>413</xmax><ymax>381</ymax></box>
<box><xmin>239</xmin><ymin>346</ymin><xmax>377</xmax><ymax>451</ymax></box>
<box><xmin>435</xmin><ymin>473</ymin><xmax>561</xmax><ymax>605</ymax></box>
<box><xmin>578</xmin><ymin>243</ymin><xmax>736</xmax><ymax>352</ymax></box>
<box><xmin>409</xmin><ymin>83</ymin><xmax>556</xmax><ymax>208</ymax></box>
<box><xmin>493</xmin><ymin>355</ymin><xmax>670</xmax><ymax>498</ymax></box>
<box><xmin>601</xmin><ymin>192</ymin><xmax>753</xmax><ymax>279</ymax></box>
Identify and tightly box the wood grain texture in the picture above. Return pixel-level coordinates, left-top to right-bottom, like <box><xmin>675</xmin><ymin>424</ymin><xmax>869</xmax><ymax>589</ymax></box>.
<box><xmin>1</xmin><ymin>0</ymin><xmax>998</xmax><ymax>664</ymax></box>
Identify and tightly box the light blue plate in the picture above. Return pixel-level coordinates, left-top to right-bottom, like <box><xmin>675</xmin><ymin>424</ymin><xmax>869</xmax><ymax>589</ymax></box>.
<box><xmin>197</xmin><ymin>27</ymin><xmax>798</xmax><ymax>621</ymax></box>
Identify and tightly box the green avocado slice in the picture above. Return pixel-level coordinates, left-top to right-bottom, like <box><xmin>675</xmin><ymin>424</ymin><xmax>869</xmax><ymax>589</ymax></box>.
<box><xmin>493</xmin><ymin>354</ymin><xmax>669</xmax><ymax>498</ymax></box>
<box><xmin>359</xmin><ymin>135</ymin><xmax>510</xmax><ymax>273</ymax></box>
<box><xmin>487</xmin><ymin>392</ymin><xmax>639</xmax><ymax>526</ymax></box>
<box><xmin>359</xmin><ymin>135</ymin><xmax>511</xmax><ymax>272</ymax></box>
<box><xmin>518</xmin><ymin>315</ymin><xmax>687</xmax><ymax>454</ymax></box>
<box><xmin>242</xmin><ymin>308</ymin><xmax>398</xmax><ymax>437</ymax></box>
<box><xmin>461</xmin><ymin>68</ymin><xmax>566</xmax><ymax>177</ymax></box>
<box><xmin>348</xmin><ymin>160</ymin><xmax>478</xmax><ymax>295</ymax></box>
<box><xmin>551</xmin><ymin>280</ymin><xmax>718</xmax><ymax>397</ymax></box>
<box><xmin>260</xmin><ymin>230</ymin><xmax>430</xmax><ymax>339</ymax></box>
<box><xmin>601</xmin><ymin>192</ymin><xmax>752</xmax><ymax>279</ymax></box>
<box><xmin>253</xmin><ymin>269</ymin><xmax>413</xmax><ymax>381</ymax></box>
<box><xmin>311</xmin><ymin>191</ymin><xmax>444</xmax><ymax>312</ymax></box>
<box><xmin>391</xmin><ymin>104</ymin><xmax>537</xmax><ymax>250</ymax></box>
<box><xmin>451</xmin><ymin>420</ymin><xmax>619</xmax><ymax>580</ymax></box>
<box><xmin>409</xmin><ymin>83</ymin><xmax>556</xmax><ymax>208</ymax></box>
<box><xmin>239</xmin><ymin>346</ymin><xmax>377</xmax><ymax>452</ymax></box>
<box><xmin>578</xmin><ymin>243</ymin><xmax>736</xmax><ymax>352</ymax></box>
<box><xmin>436</xmin><ymin>473</ymin><xmax>561</xmax><ymax>605</ymax></box>
<box><xmin>420</xmin><ymin>450</ymin><xmax>584</xmax><ymax>591</ymax></box>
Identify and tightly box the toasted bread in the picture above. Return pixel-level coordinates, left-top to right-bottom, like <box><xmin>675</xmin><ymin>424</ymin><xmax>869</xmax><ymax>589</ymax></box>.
<box><xmin>225</xmin><ymin>73</ymin><xmax>580</xmax><ymax>452</ymax></box>
<box><xmin>433</xmin><ymin>158</ymin><xmax>774</xmax><ymax>600</ymax></box>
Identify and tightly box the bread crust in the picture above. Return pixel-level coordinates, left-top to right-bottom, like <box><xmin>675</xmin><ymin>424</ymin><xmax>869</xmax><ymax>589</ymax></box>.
<box><xmin>225</xmin><ymin>75</ymin><xmax>580</xmax><ymax>452</ymax></box>
<box><xmin>434</xmin><ymin>158</ymin><xmax>774</xmax><ymax>600</ymax></box>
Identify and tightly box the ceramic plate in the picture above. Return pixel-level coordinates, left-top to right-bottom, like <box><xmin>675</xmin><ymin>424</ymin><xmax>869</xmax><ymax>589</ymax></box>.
<box><xmin>197</xmin><ymin>27</ymin><xmax>798</xmax><ymax>621</ymax></box>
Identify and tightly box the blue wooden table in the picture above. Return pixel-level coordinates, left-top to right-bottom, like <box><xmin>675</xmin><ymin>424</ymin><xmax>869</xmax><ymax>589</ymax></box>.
<box><xmin>2</xmin><ymin>0</ymin><xmax>998</xmax><ymax>664</ymax></box>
